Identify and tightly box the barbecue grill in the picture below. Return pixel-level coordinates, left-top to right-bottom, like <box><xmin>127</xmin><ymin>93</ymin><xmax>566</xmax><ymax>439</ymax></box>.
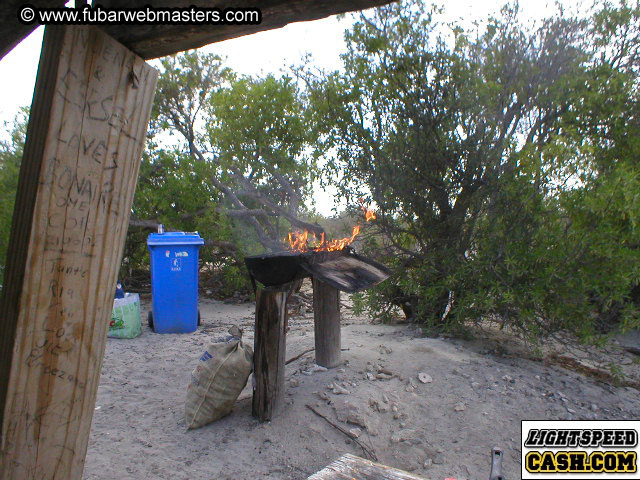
<box><xmin>244</xmin><ymin>246</ymin><xmax>390</xmax><ymax>293</ymax></box>
<box><xmin>245</xmin><ymin>245</ymin><xmax>391</xmax><ymax>422</ymax></box>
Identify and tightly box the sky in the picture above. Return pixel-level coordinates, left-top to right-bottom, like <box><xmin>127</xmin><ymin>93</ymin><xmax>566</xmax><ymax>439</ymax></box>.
<box><xmin>0</xmin><ymin>0</ymin><xmax>575</xmax><ymax>215</ymax></box>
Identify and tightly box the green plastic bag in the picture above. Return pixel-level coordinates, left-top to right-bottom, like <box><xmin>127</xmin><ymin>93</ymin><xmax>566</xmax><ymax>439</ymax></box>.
<box><xmin>108</xmin><ymin>293</ymin><xmax>142</xmax><ymax>339</ymax></box>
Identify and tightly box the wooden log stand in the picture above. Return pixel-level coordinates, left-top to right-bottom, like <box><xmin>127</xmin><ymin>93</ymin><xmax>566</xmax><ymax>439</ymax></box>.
<box><xmin>246</xmin><ymin>248</ymin><xmax>390</xmax><ymax>411</ymax></box>
<box><xmin>0</xmin><ymin>25</ymin><xmax>157</xmax><ymax>480</ymax></box>
<box><xmin>312</xmin><ymin>278</ymin><xmax>341</xmax><ymax>368</ymax></box>
<box><xmin>252</xmin><ymin>284</ymin><xmax>290</xmax><ymax>422</ymax></box>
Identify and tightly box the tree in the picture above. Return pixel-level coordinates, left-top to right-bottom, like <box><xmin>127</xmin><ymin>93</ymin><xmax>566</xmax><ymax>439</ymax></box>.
<box><xmin>0</xmin><ymin>109</ymin><xmax>27</xmax><ymax>287</ymax></box>
<box><xmin>308</xmin><ymin>0</ymin><xmax>640</xmax><ymax>337</ymax></box>
<box><xmin>550</xmin><ymin>0</ymin><xmax>640</xmax><ymax>331</ymax></box>
<box><xmin>152</xmin><ymin>51</ymin><xmax>323</xmax><ymax>251</ymax></box>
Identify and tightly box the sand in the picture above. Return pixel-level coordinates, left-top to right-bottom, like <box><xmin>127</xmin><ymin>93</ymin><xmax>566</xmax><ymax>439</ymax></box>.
<box><xmin>83</xmin><ymin>290</ymin><xmax>640</xmax><ymax>480</ymax></box>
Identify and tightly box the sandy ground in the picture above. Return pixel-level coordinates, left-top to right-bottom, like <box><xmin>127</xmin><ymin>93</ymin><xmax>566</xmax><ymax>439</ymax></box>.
<box><xmin>84</xmin><ymin>287</ymin><xmax>640</xmax><ymax>480</ymax></box>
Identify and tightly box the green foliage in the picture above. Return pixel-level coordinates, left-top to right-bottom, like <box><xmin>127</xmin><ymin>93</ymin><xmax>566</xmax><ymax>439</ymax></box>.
<box><xmin>208</xmin><ymin>75</ymin><xmax>316</xmax><ymax>182</ymax></box>
<box><xmin>121</xmin><ymin>51</ymin><xmax>321</xmax><ymax>294</ymax></box>
<box><xmin>207</xmin><ymin>263</ymin><xmax>250</xmax><ymax>298</ymax></box>
<box><xmin>0</xmin><ymin>109</ymin><xmax>27</xmax><ymax>287</ymax></box>
<box><xmin>309</xmin><ymin>0</ymin><xmax>640</xmax><ymax>338</ymax></box>
<box><xmin>152</xmin><ymin>51</ymin><xmax>321</xmax><ymax>252</ymax></box>
<box><xmin>2</xmin><ymin>1</ymin><xmax>637</xmax><ymax>332</ymax></box>
<box><xmin>121</xmin><ymin>145</ymin><xmax>253</xmax><ymax>296</ymax></box>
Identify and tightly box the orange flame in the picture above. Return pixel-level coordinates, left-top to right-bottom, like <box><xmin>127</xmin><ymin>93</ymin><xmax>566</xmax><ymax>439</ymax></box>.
<box><xmin>359</xmin><ymin>198</ymin><xmax>377</xmax><ymax>222</ymax></box>
<box><xmin>286</xmin><ymin>204</ymin><xmax>376</xmax><ymax>253</ymax></box>
<box><xmin>363</xmin><ymin>207</ymin><xmax>376</xmax><ymax>222</ymax></box>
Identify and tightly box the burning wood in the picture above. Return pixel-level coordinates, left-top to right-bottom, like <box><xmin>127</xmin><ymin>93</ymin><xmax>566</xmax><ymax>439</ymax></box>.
<box><xmin>286</xmin><ymin>204</ymin><xmax>376</xmax><ymax>253</ymax></box>
<box><xmin>245</xmin><ymin>202</ymin><xmax>388</xmax><ymax>292</ymax></box>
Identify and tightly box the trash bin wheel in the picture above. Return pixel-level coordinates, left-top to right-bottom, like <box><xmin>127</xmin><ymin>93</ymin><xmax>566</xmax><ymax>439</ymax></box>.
<box><xmin>197</xmin><ymin>309</ymin><xmax>201</xmax><ymax>326</ymax></box>
<box><xmin>148</xmin><ymin>310</ymin><xmax>154</xmax><ymax>330</ymax></box>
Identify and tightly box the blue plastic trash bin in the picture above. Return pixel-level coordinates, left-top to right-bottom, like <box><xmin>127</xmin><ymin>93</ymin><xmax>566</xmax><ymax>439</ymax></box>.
<box><xmin>147</xmin><ymin>232</ymin><xmax>204</xmax><ymax>333</ymax></box>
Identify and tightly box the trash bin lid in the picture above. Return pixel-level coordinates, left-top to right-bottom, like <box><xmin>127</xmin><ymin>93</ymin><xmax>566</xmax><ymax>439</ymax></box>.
<box><xmin>147</xmin><ymin>232</ymin><xmax>205</xmax><ymax>246</ymax></box>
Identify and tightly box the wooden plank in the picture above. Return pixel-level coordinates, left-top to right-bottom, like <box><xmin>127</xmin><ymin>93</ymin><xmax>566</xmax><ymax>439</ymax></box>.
<box><xmin>0</xmin><ymin>25</ymin><xmax>157</xmax><ymax>480</ymax></box>
<box><xmin>302</xmin><ymin>251</ymin><xmax>390</xmax><ymax>293</ymax></box>
<box><xmin>313</xmin><ymin>278</ymin><xmax>341</xmax><ymax>368</ymax></box>
<box><xmin>308</xmin><ymin>454</ymin><xmax>429</xmax><ymax>480</ymax></box>
<box><xmin>1</xmin><ymin>0</ymin><xmax>396</xmax><ymax>61</ymax></box>
<box><xmin>252</xmin><ymin>285</ymin><xmax>289</xmax><ymax>422</ymax></box>
<box><xmin>0</xmin><ymin>26</ymin><xmax>66</xmax><ymax>436</ymax></box>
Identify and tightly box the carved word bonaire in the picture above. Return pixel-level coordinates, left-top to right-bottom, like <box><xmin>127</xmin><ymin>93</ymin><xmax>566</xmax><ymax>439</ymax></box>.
<box><xmin>40</xmin><ymin>158</ymin><xmax>120</xmax><ymax>215</ymax></box>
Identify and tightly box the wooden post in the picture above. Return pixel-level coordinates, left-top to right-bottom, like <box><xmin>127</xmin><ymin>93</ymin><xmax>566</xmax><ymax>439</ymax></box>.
<box><xmin>0</xmin><ymin>26</ymin><xmax>157</xmax><ymax>480</ymax></box>
<box><xmin>313</xmin><ymin>278</ymin><xmax>341</xmax><ymax>368</ymax></box>
<box><xmin>252</xmin><ymin>285</ymin><xmax>289</xmax><ymax>422</ymax></box>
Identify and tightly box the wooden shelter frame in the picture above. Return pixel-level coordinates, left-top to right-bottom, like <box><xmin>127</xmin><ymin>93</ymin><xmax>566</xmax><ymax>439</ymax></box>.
<box><xmin>0</xmin><ymin>1</ymin><xmax>394</xmax><ymax>478</ymax></box>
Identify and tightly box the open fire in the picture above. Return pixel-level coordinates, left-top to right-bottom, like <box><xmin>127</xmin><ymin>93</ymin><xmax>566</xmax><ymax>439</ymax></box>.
<box><xmin>286</xmin><ymin>204</ymin><xmax>376</xmax><ymax>253</ymax></box>
<box><xmin>245</xmin><ymin>200</ymin><xmax>389</xmax><ymax>291</ymax></box>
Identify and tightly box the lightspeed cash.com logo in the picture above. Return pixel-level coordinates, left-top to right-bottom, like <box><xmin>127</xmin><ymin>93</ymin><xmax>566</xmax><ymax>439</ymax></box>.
<box><xmin>522</xmin><ymin>420</ymin><xmax>639</xmax><ymax>479</ymax></box>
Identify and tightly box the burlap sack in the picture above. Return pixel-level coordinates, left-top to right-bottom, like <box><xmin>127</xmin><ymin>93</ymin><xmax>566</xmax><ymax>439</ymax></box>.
<box><xmin>185</xmin><ymin>327</ymin><xmax>253</xmax><ymax>429</ymax></box>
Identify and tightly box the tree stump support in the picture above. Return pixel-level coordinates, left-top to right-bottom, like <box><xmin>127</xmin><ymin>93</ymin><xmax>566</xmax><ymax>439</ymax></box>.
<box><xmin>313</xmin><ymin>278</ymin><xmax>341</xmax><ymax>368</ymax></box>
<box><xmin>252</xmin><ymin>284</ymin><xmax>290</xmax><ymax>422</ymax></box>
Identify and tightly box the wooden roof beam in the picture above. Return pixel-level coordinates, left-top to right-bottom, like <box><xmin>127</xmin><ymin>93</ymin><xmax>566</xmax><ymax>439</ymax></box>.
<box><xmin>0</xmin><ymin>0</ymin><xmax>62</xmax><ymax>60</ymax></box>
<box><xmin>101</xmin><ymin>0</ymin><xmax>395</xmax><ymax>59</ymax></box>
<box><xmin>1</xmin><ymin>0</ymin><xmax>395</xmax><ymax>61</ymax></box>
